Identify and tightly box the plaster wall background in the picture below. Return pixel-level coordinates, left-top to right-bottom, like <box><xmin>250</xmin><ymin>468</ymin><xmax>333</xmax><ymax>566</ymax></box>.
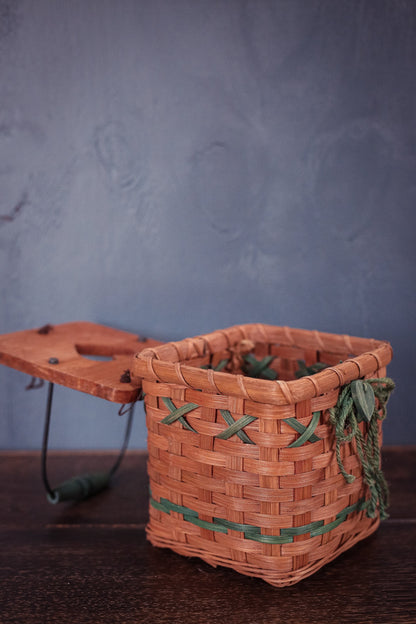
<box><xmin>0</xmin><ymin>0</ymin><xmax>414</xmax><ymax>448</ymax></box>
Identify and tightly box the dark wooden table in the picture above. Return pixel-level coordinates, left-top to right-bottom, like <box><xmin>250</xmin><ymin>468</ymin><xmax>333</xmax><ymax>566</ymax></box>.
<box><xmin>0</xmin><ymin>447</ymin><xmax>415</xmax><ymax>624</ymax></box>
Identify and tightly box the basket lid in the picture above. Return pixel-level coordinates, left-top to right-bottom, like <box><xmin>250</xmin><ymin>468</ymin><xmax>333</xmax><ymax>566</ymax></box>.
<box><xmin>0</xmin><ymin>321</ymin><xmax>162</xmax><ymax>403</ymax></box>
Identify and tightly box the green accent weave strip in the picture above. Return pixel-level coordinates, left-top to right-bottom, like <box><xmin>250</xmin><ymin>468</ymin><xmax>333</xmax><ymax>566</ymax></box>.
<box><xmin>161</xmin><ymin>398</ymin><xmax>199</xmax><ymax>433</ymax></box>
<box><xmin>185</xmin><ymin>515</ymin><xmax>228</xmax><ymax>533</ymax></box>
<box><xmin>160</xmin><ymin>398</ymin><xmax>321</xmax><ymax>449</ymax></box>
<box><xmin>201</xmin><ymin>359</ymin><xmax>229</xmax><ymax>371</ymax></box>
<box><xmin>216</xmin><ymin>410</ymin><xmax>257</xmax><ymax>444</ymax></box>
<box><xmin>150</xmin><ymin>495</ymin><xmax>368</xmax><ymax>544</ymax></box>
<box><xmin>295</xmin><ymin>360</ymin><xmax>329</xmax><ymax>378</ymax></box>
<box><xmin>243</xmin><ymin>354</ymin><xmax>277</xmax><ymax>380</ymax></box>
<box><xmin>284</xmin><ymin>413</ymin><xmax>321</xmax><ymax>446</ymax></box>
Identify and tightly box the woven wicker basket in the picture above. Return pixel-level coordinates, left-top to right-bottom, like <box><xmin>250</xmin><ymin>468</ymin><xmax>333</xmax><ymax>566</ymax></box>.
<box><xmin>132</xmin><ymin>324</ymin><xmax>393</xmax><ymax>587</ymax></box>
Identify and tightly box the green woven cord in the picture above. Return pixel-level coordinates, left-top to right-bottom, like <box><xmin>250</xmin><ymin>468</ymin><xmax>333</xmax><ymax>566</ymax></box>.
<box><xmin>150</xmin><ymin>494</ymin><xmax>368</xmax><ymax>543</ymax></box>
<box><xmin>329</xmin><ymin>377</ymin><xmax>395</xmax><ymax>520</ymax></box>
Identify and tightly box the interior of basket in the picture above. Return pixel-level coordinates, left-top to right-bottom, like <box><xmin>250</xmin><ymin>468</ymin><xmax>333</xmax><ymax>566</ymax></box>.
<box><xmin>184</xmin><ymin>337</ymin><xmax>357</xmax><ymax>382</ymax></box>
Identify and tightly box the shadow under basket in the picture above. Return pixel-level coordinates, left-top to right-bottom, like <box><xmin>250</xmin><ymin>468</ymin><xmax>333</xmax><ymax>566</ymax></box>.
<box><xmin>132</xmin><ymin>324</ymin><xmax>394</xmax><ymax>587</ymax></box>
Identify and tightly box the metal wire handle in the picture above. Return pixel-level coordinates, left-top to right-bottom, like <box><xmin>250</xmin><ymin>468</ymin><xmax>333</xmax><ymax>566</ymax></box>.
<box><xmin>41</xmin><ymin>382</ymin><xmax>135</xmax><ymax>504</ymax></box>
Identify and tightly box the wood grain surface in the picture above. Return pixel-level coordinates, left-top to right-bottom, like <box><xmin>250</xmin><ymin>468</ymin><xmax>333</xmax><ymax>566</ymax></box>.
<box><xmin>0</xmin><ymin>322</ymin><xmax>162</xmax><ymax>403</ymax></box>
<box><xmin>0</xmin><ymin>447</ymin><xmax>415</xmax><ymax>624</ymax></box>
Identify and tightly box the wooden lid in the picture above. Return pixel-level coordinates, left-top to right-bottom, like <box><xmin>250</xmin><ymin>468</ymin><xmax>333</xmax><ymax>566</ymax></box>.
<box><xmin>0</xmin><ymin>322</ymin><xmax>162</xmax><ymax>403</ymax></box>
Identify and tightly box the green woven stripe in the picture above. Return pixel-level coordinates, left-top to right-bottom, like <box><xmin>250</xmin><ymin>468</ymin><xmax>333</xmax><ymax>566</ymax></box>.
<box><xmin>246</xmin><ymin>533</ymin><xmax>293</xmax><ymax>544</ymax></box>
<box><xmin>243</xmin><ymin>354</ymin><xmax>277</xmax><ymax>380</ymax></box>
<box><xmin>310</xmin><ymin>499</ymin><xmax>367</xmax><ymax>537</ymax></box>
<box><xmin>150</xmin><ymin>495</ymin><xmax>367</xmax><ymax>544</ymax></box>
<box><xmin>213</xmin><ymin>517</ymin><xmax>260</xmax><ymax>534</ymax></box>
<box><xmin>160</xmin><ymin>497</ymin><xmax>198</xmax><ymax>517</ymax></box>
<box><xmin>150</xmin><ymin>498</ymin><xmax>169</xmax><ymax>513</ymax></box>
<box><xmin>310</xmin><ymin>517</ymin><xmax>343</xmax><ymax>537</ymax></box>
<box><xmin>341</xmin><ymin>499</ymin><xmax>368</xmax><ymax>517</ymax></box>
<box><xmin>161</xmin><ymin>397</ymin><xmax>199</xmax><ymax>433</ymax></box>
<box><xmin>280</xmin><ymin>519</ymin><xmax>324</xmax><ymax>536</ymax></box>
<box><xmin>216</xmin><ymin>411</ymin><xmax>257</xmax><ymax>444</ymax></box>
<box><xmin>284</xmin><ymin>413</ymin><xmax>321</xmax><ymax>446</ymax></box>
<box><xmin>185</xmin><ymin>515</ymin><xmax>228</xmax><ymax>533</ymax></box>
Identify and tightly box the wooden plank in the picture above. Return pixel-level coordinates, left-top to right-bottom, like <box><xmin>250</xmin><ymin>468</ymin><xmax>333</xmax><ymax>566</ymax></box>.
<box><xmin>0</xmin><ymin>524</ymin><xmax>415</xmax><ymax>623</ymax></box>
<box><xmin>0</xmin><ymin>451</ymin><xmax>149</xmax><ymax>528</ymax></box>
<box><xmin>0</xmin><ymin>322</ymin><xmax>162</xmax><ymax>403</ymax></box>
<box><xmin>0</xmin><ymin>448</ymin><xmax>414</xmax><ymax>623</ymax></box>
<box><xmin>382</xmin><ymin>446</ymin><xmax>416</xmax><ymax>519</ymax></box>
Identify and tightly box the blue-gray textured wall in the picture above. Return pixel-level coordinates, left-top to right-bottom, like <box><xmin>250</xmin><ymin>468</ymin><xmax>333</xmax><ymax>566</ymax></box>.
<box><xmin>0</xmin><ymin>0</ymin><xmax>415</xmax><ymax>449</ymax></box>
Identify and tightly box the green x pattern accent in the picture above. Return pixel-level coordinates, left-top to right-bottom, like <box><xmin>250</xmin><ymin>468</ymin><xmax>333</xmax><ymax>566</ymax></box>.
<box><xmin>284</xmin><ymin>411</ymin><xmax>321</xmax><ymax>447</ymax></box>
<box><xmin>150</xmin><ymin>495</ymin><xmax>368</xmax><ymax>544</ymax></box>
<box><xmin>160</xmin><ymin>399</ymin><xmax>320</xmax><ymax>448</ymax></box>
<box><xmin>161</xmin><ymin>397</ymin><xmax>199</xmax><ymax>433</ymax></box>
<box><xmin>216</xmin><ymin>410</ymin><xmax>258</xmax><ymax>444</ymax></box>
<box><xmin>243</xmin><ymin>354</ymin><xmax>277</xmax><ymax>380</ymax></box>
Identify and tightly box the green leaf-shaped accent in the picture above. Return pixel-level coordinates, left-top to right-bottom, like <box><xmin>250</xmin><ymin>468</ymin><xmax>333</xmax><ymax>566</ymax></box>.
<box><xmin>351</xmin><ymin>380</ymin><xmax>375</xmax><ymax>423</ymax></box>
<box><xmin>295</xmin><ymin>360</ymin><xmax>328</xmax><ymax>378</ymax></box>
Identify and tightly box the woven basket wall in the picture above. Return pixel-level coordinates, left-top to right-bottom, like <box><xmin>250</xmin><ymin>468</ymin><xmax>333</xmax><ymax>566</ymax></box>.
<box><xmin>132</xmin><ymin>324</ymin><xmax>393</xmax><ymax>587</ymax></box>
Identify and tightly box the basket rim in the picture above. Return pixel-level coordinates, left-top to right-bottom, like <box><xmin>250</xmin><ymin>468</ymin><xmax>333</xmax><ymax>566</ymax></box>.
<box><xmin>132</xmin><ymin>324</ymin><xmax>392</xmax><ymax>406</ymax></box>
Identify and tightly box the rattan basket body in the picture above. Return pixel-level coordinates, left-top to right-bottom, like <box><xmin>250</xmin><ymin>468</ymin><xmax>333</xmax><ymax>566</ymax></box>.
<box><xmin>132</xmin><ymin>324</ymin><xmax>393</xmax><ymax>587</ymax></box>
